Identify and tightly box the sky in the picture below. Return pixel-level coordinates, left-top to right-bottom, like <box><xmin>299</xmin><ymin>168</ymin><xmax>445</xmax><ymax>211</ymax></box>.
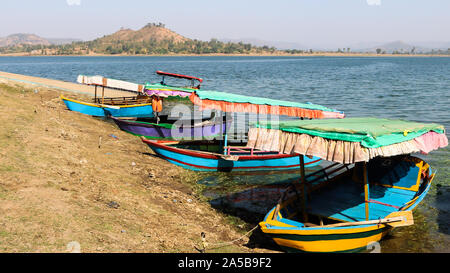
<box><xmin>1</xmin><ymin>0</ymin><xmax>449</xmax><ymax>49</ymax></box>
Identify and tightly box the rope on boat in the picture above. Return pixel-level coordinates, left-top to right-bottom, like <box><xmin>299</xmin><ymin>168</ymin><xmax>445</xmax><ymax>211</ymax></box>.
<box><xmin>196</xmin><ymin>225</ymin><xmax>259</xmax><ymax>252</ymax></box>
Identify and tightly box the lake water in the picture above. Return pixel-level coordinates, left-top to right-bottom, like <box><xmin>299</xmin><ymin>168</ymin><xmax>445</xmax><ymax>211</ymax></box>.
<box><xmin>0</xmin><ymin>56</ymin><xmax>448</xmax><ymax>252</ymax></box>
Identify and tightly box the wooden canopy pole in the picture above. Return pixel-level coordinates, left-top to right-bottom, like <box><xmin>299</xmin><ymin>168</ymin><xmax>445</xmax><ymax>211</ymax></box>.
<box><xmin>299</xmin><ymin>155</ymin><xmax>308</xmax><ymax>222</ymax></box>
<box><xmin>223</xmin><ymin>112</ymin><xmax>228</xmax><ymax>155</ymax></box>
<box><xmin>364</xmin><ymin>162</ymin><xmax>370</xmax><ymax>221</ymax></box>
<box><xmin>94</xmin><ymin>85</ymin><xmax>98</xmax><ymax>102</ymax></box>
<box><xmin>101</xmin><ymin>86</ymin><xmax>105</xmax><ymax>105</ymax></box>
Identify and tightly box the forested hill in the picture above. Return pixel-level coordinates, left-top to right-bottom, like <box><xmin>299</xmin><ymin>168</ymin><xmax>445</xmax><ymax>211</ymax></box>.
<box><xmin>0</xmin><ymin>23</ymin><xmax>278</xmax><ymax>55</ymax></box>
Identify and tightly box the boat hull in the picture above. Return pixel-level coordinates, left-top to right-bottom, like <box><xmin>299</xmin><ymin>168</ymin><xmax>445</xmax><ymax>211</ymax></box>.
<box><xmin>61</xmin><ymin>96</ymin><xmax>154</xmax><ymax>118</ymax></box>
<box><xmin>142</xmin><ymin>139</ymin><xmax>322</xmax><ymax>172</ymax></box>
<box><xmin>260</xmin><ymin>156</ymin><xmax>434</xmax><ymax>252</ymax></box>
<box><xmin>260</xmin><ymin>208</ymin><xmax>392</xmax><ymax>253</ymax></box>
<box><xmin>112</xmin><ymin>117</ymin><xmax>228</xmax><ymax>140</ymax></box>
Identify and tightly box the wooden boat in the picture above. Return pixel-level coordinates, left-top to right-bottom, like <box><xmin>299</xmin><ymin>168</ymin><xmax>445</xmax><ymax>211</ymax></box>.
<box><xmin>141</xmin><ymin>138</ymin><xmax>322</xmax><ymax>172</ymax></box>
<box><xmin>252</xmin><ymin>117</ymin><xmax>448</xmax><ymax>252</ymax></box>
<box><xmin>140</xmin><ymin>90</ymin><xmax>347</xmax><ymax>172</ymax></box>
<box><xmin>61</xmin><ymin>95</ymin><xmax>155</xmax><ymax>118</ymax></box>
<box><xmin>64</xmin><ymin>75</ymin><xmax>158</xmax><ymax>117</ymax></box>
<box><xmin>111</xmin><ymin>116</ymin><xmax>230</xmax><ymax>140</ymax></box>
<box><xmin>261</xmin><ymin>156</ymin><xmax>433</xmax><ymax>252</ymax></box>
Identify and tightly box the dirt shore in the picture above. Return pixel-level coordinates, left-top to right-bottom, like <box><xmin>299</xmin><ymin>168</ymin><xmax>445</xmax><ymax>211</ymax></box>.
<box><xmin>0</xmin><ymin>74</ymin><xmax>276</xmax><ymax>253</ymax></box>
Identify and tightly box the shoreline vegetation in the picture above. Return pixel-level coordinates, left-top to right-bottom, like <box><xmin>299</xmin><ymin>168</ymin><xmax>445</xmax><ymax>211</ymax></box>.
<box><xmin>1</xmin><ymin>52</ymin><xmax>450</xmax><ymax>57</ymax></box>
<box><xmin>0</xmin><ymin>72</ymin><xmax>276</xmax><ymax>253</ymax></box>
<box><xmin>1</xmin><ymin>23</ymin><xmax>449</xmax><ymax>58</ymax></box>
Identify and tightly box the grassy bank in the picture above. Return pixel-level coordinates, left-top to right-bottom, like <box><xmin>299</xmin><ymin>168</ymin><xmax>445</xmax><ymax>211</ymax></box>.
<box><xmin>0</xmin><ymin>80</ymin><xmax>273</xmax><ymax>253</ymax></box>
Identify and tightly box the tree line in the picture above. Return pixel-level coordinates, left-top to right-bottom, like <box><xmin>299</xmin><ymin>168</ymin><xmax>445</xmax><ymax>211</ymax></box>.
<box><xmin>2</xmin><ymin>40</ymin><xmax>449</xmax><ymax>55</ymax></box>
<box><xmin>0</xmin><ymin>38</ymin><xmax>280</xmax><ymax>55</ymax></box>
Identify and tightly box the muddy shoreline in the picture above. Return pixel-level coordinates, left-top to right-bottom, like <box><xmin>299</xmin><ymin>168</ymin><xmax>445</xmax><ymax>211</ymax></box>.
<box><xmin>0</xmin><ymin>73</ymin><xmax>277</xmax><ymax>253</ymax></box>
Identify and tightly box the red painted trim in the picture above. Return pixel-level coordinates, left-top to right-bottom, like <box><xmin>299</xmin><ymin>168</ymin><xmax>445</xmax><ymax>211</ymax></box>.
<box><xmin>143</xmin><ymin>139</ymin><xmax>297</xmax><ymax>160</ymax></box>
<box><xmin>142</xmin><ymin>139</ymin><xmax>321</xmax><ymax>165</ymax></box>
<box><xmin>304</xmin><ymin>159</ymin><xmax>322</xmax><ymax>166</ymax></box>
<box><xmin>143</xmin><ymin>139</ymin><xmax>218</xmax><ymax>159</ymax></box>
<box><xmin>158</xmin><ymin>153</ymin><xmax>308</xmax><ymax>170</ymax></box>
<box><xmin>156</xmin><ymin>71</ymin><xmax>203</xmax><ymax>83</ymax></box>
<box><xmin>367</xmin><ymin>199</ymin><xmax>401</xmax><ymax>209</ymax></box>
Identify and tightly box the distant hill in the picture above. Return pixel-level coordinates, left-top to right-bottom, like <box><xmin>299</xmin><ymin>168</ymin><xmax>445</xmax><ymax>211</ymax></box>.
<box><xmin>0</xmin><ymin>33</ymin><xmax>81</xmax><ymax>47</ymax></box>
<box><xmin>2</xmin><ymin>24</ymin><xmax>448</xmax><ymax>56</ymax></box>
<box><xmin>97</xmin><ymin>23</ymin><xmax>189</xmax><ymax>44</ymax></box>
<box><xmin>357</xmin><ymin>40</ymin><xmax>429</xmax><ymax>53</ymax></box>
<box><xmin>51</xmin><ymin>23</ymin><xmax>279</xmax><ymax>55</ymax></box>
<box><xmin>0</xmin><ymin>33</ymin><xmax>51</xmax><ymax>47</ymax></box>
<box><xmin>412</xmin><ymin>41</ymin><xmax>450</xmax><ymax>51</ymax></box>
<box><xmin>46</xmin><ymin>38</ymin><xmax>83</xmax><ymax>45</ymax></box>
<box><xmin>0</xmin><ymin>23</ymin><xmax>278</xmax><ymax>55</ymax></box>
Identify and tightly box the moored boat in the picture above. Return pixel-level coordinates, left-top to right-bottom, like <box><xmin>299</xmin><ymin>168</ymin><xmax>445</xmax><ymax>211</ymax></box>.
<box><xmin>61</xmin><ymin>95</ymin><xmax>155</xmax><ymax>118</ymax></box>
<box><xmin>252</xmin><ymin>117</ymin><xmax>448</xmax><ymax>252</ymax></box>
<box><xmin>65</xmin><ymin>75</ymin><xmax>158</xmax><ymax>117</ymax></box>
<box><xmin>111</xmin><ymin>116</ymin><xmax>230</xmax><ymax>140</ymax></box>
<box><xmin>141</xmin><ymin>138</ymin><xmax>322</xmax><ymax>172</ymax></box>
<box><xmin>141</xmin><ymin>90</ymin><xmax>346</xmax><ymax>172</ymax></box>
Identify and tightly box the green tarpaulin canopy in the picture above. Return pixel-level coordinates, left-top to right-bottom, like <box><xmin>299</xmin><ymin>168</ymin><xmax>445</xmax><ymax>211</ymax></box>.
<box><xmin>256</xmin><ymin>117</ymin><xmax>445</xmax><ymax>148</ymax></box>
<box><xmin>194</xmin><ymin>90</ymin><xmax>341</xmax><ymax>113</ymax></box>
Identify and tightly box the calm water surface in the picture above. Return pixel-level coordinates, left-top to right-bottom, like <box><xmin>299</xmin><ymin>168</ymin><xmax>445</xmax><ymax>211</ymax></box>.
<box><xmin>0</xmin><ymin>56</ymin><xmax>448</xmax><ymax>252</ymax></box>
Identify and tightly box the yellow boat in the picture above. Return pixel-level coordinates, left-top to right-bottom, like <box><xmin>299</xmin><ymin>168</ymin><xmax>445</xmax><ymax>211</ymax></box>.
<box><xmin>260</xmin><ymin>156</ymin><xmax>433</xmax><ymax>252</ymax></box>
<box><xmin>249</xmin><ymin>117</ymin><xmax>448</xmax><ymax>252</ymax></box>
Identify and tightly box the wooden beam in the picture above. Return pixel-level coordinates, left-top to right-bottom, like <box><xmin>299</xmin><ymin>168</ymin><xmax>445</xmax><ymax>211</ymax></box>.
<box><xmin>101</xmin><ymin>86</ymin><xmax>105</xmax><ymax>105</ymax></box>
<box><xmin>300</xmin><ymin>155</ymin><xmax>308</xmax><ymax>222</ymax></box>
<box><xmin>222</xmin><ymin>112</ymin><xmax>228</xmax><ymax>155</ymax></box>
<box><xmin>321</xmin><ymin>214</ymin><xmax>412</xmax><ymax>228</ymax></box>
<box><xmin>321</xmin><ymin>211</ymin><xmax>413</xmax><ymax>228</ymax></box>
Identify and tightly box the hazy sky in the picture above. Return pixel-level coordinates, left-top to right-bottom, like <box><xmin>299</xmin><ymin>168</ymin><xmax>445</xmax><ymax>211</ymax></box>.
<box><xmin>1</xmin><ymin>0</ymin><xmax>449</xmax><ymax>48</ymax></box>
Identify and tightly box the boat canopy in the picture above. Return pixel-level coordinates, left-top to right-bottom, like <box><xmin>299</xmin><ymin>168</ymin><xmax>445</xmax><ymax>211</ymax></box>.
<box><xmin>247</xmin><ymin>117</ymin><xmax>448</xmax><ymax>163</ymax></box>
<box><xmin>189</xmin><ymin>90</ymin><xmax>345</xmax><ymax>119</ymax></box>
<box><xmin>156</xmin><ymin>71</ymin><xmax>203</xmax><ymax>83</ymax></box>
<box><xmin>143</xmin><ymin>83</ymin><xmax>196</xmax><ymax>97</ymax></box>
<box><xmin>77</xmin><ymin>75</ymin><xmax>144</xmax><ymax>93</ymax></box>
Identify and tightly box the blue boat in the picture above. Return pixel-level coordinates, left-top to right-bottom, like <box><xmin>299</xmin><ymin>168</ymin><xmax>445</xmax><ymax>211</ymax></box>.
<box><xmin>141</xmin><ymin>139</ymin><xmax>322</xmax><ymax>172</ymax></box>
<box><xmin>61</xmin><ymin>95</ymin><xmax>154</xmax><ymax>118</ymax></box>
<box><xmin>139</xmin><ymin>88</ymin><xmax>350</xmax><ymax>172</ymax></box>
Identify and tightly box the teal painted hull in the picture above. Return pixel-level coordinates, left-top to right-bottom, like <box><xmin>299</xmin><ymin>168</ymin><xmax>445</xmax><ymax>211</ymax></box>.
<box><xmin>62</xmin><ymin>97</ymin><xmax>154</xmax><ymax>118</ymax></box>
<box><xmin>142</xmin><ymin>139</ymin><xmax>322</xmax><ymax>172</ymax></box>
